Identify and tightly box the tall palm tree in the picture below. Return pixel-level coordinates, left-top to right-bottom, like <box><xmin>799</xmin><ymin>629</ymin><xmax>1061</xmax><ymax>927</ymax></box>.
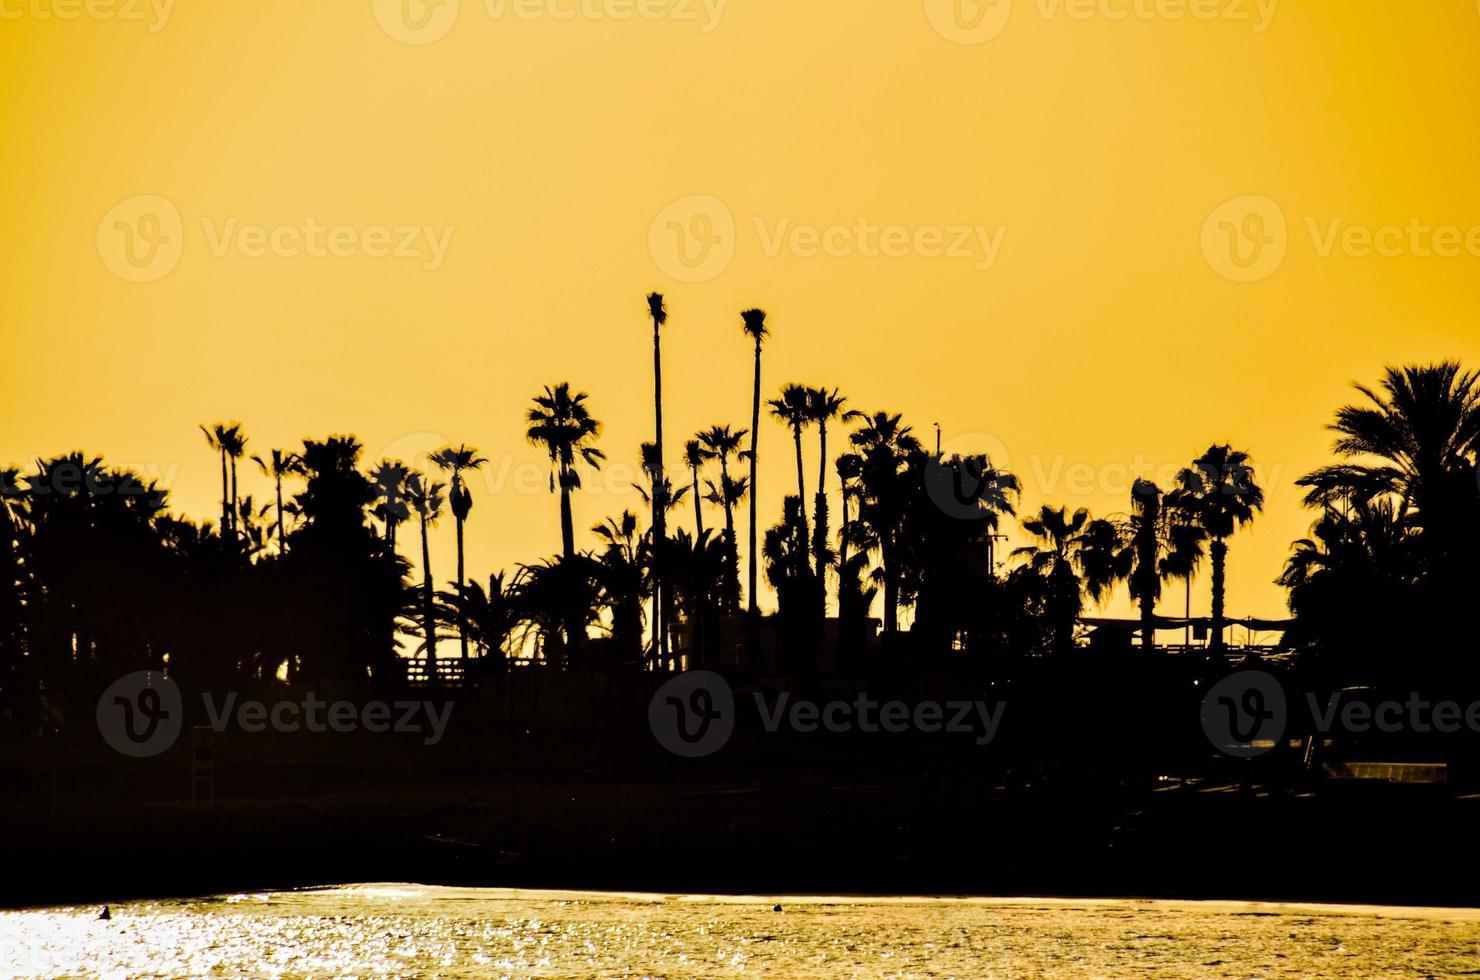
<box><xmin>1116</xmin><ymin>479</ymin><xmax>1206</xmax><ymax>651</ymax></box>
<box><xmin>200</xmin><ymin>422</ymin><xmax>240</xmax><ymax>543</ymax></box>
<box><xmin>845</xmin><ymin>410</ymin><xmax>922</xmax><ymax>637</ymax></box>
<box><xmin>740</xmin><ymin>308</ymin><xmax>769</xmax><ymax>626</ymax></box>
<box><xmin>699</xmin><ymin>424</ymin><xmax>747</xmax><ymax>613</ymax></box>
<box><xmin>1012</xmin><ymin>504</ymin><xmax>1123</xmax><ymax>654</ymax></box>
<box><xmin>1174</xmin><ymin>445</ymin><xmax>1264</xmax><ymax>652</ymax></box>
<box><xmin>636</xmin><ymin>442</ymin><xmax>688</xmax><ymax>669</ymax></box>
<box><xmin>767</xmin><ymin>384</ymin><xmax>814</xmax><ymax>571</ymax></box>
<box><xmin>221</xmin><ymin>425</ymin><xmax>248</xmax><ymax>543</ymax></box>
<box><xmin>646</xmin><ymin>293</ymin><xmax>672</xmax><ymax>669</ymax></box>
<box><xmin>404</xmin><ymin>472</ymin><xmax>446</xmax><ymax>673</ymax></box>
<box><xmin>429</xmin><ymin>444</ymin><xmax>488</xmax><ymax>661</ymax></box>
<box><xmin>807</xmin><ymin>387</ymin><xmax>847</xmax><ymax>594</ymax></box>
<box><xmin>251</xmin><ymin>448</ymin><xmax>301</xmax><ymax>551</ymax></box>
<box><xmin>525</xmin><ymin>383</ymin><xmax>605</xmax><ymax>561</ymax></box>
<box><xmin>369</xmin><ymin>459</ymin><xmax>412</xmax><ymax>549</ymax></box>
<box><xmin>683</xmin><ymin>439</ymin><xmax>707</xmax><ymax>539</ymax></box>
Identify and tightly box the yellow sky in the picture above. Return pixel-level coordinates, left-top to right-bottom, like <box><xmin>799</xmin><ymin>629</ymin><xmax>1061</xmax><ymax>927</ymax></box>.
<box><xmin>3</xmin><ymin>0</ymin><xmax>1479</xmax><ymax>627</ymax></box>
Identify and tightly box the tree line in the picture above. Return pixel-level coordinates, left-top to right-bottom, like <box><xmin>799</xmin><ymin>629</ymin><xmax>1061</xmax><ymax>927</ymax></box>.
<box><xmin>1</xmin><ymin>294</ymin><xmax>1476</xmax><ymax>731</ymax></box>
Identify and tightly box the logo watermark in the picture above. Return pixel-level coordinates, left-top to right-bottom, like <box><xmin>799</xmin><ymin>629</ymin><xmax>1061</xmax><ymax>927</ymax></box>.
<box><xmin>98</xmin><ymin>195</ymin><xmax>456</xmax><ymax>282</ymax></box>
<box><xmin>0</xmin><ymin>0</ymin><xmax>173</xmax><ymax>31</ymax></box>
<box><xmin>98</xmin><ymin>671</ymin><xmax>184</xmax><ymax>758</ymax></box>
<box><xmin>1202</xmin><ymin>670</ymin><xmax>1480</xmax><ymax>758</ymax></box>
<box><xmin>648</xmin><ymin>671</ymin><xmax>1006</xmax><ymax>756</ymax></box>
<box><xmin>98</xmin><ymin>675</ymin><xmax>455</xmax><ymax>757</ymax></box>
<box><xmin>373</xmin><ymin>0</ymin><xmax>726</xmax><ymax>45</ymax></box>
<box><xmin>1203</xmin><ymin>195</ymin><xmax>1480</xmax><ymax>282</ymax></box>
<box><xmin>926</xmin><ymin>0</ymin><xmax>1277</xmax><ymax>44</ymax></box>
<box><xmin>648</xmin><ymin>195</ymin><xmax>1005</xmax><ymax>283</ymax></box>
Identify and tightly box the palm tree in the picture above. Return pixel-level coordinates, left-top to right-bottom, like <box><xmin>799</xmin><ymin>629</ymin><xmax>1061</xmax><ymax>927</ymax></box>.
<box><xmin>525</xmin><ymin>383</ymin><xmax>605</xmax><ymax>561</ymax></box>
<box><xmin>1298</xmin><ymin>362</ymin><xmax>1479</xmax><ymax>541</ymax></box>
<box><xmin>369</xmin><ymin>459</ymin><xmax>412</xmax><ymax>549</ymax></box>
<box><xmin>683</xmin><ymin>439</ymin><xmax>707</xmax><ymax>539</ymax></box>
<box><xmin>1117</xmin><ymin>479</ymin><xmax>1207</xmax><ymax>651</ymax></box>
<box><xmin>593</xmin><ymin>511</ymin><xmax>646</xmax><ymax>662</ymax></box>
<box><xmin>845</xmin><ymin>410</ymin><xmax>922</xmax><ymax>638</ymax></box>
<box><xmin>404</xmin><ymin>472</ymin><xmax>446</xmax><ymax>672</ymax></box>
<box><xmin>251</xmin><ymin>448</ymin><xmax>301</xmax><ymax>551</ymax></box>
<box><xmin>698</xmin><ymin>424</ymin><xmax>748</xmax><ymax>613</ymax></box>
<box><xmin>740</xmin><ymin>308</ymin><xmax>769</xmax><ymax>627</ymax></box>
<box><xmin>1012</xmin><ymin>504</ymin><xmax>1123</xmax><ymax>654</ymax></box>
<box><xmin>636</xmin><ymin>442</ymin><xmax>688</xmax><ymax>669</ymax></box>
<box><xmin>429</xmin><ymin>444</ymin><xmax>488</xmax><ymax>661</ymax></box>
<box><xmin>807</xmin><ymin>387</ymin><xmax>847</xmax><ymax>591</ymax></box>
<box><xmin>1174</xmin><ymin>445</ymin><xmax>1264</xmax><ymax>653</ymax></box>
<box><xmin>200</xmin><ymin>422</ymin><xmax>240</xmax><ymax>542</ymax></box>
<box><xmin>767</xmin><ymin>384</ymin><xmax>814</xmax><ymax>571</ymax></box>
<box><xmin>221</xmin><ymin>425</ymin><xmax>248</xmax><ymax>543</ymax></box>
<box><xmin>646</xmin><ymin>293</ymin><xmax>672</xmax><ymax>669</ymax></box>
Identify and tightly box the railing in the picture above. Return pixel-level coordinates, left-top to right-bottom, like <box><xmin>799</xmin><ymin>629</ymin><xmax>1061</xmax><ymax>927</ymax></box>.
<box><xmin>403</xmin><ymin>656</ymin><xmax>467</xmax><ymax>688</ymax></box>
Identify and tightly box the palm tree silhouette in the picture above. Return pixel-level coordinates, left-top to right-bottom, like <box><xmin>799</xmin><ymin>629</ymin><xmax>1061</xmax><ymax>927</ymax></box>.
<box><xmin>1174</xmin><ymin>445</ymin><xmax>1264</xmax><ymax>653</ymax></box>
<box><xmin>404</xmin><ymin>471</ymin><xmax>446</xmax><ymax>673</ymax></box>
<box><xmin>593</xmin><ymin>511</ymin><xmax>646</xmax><ymax>661</ymax></box>
<box><xmin>526</xmin><ymin>383</ymin><xmax>605</xmax><ymax>562</ymax></box>
<box><xmin>699</xmin><ymin>424</ymin><xmax>748</xmax><ymax>613</ymax></box>
<box><xmin>768</xmin><ymin>384</ymin><xmax>814</xmax><ymax>572</ymax></box>
<box><xmin>251</xmin><ymin>448</ymin><xmax>302</xmax><ymax>552</ymax></box>
<box><xmin>740</xmin><ymin>308</ymin><xmax>769</xmax><ymax>630</ymax></box>
<box><xmin>222</xmin><ymin>426</ymin><xmax>248</xmax><ymax>545</ymax></box>
<box><xmin>807</xmin><ymin>387</ymin><xmax>847</xmax><ymax>601</ymax></box>
<box><xmin>429</xmin><ymin>444</ymin><xmax>488</xmax><ymax>661</ymax></box>
<box><xmin>200</xmin><ymin>422</ymin><xmax>240</xmax><ymax>543</ymax></box>
<box><xmin>845</xmin><ymin>410</ymin><xmax>922</xmax><ymax>638</ymax></box>
<box><xmin>1114</xmin><ymin>479</ymin><xmax>1207</xmax><ymax>651</ymax></box>
<box><xmin>1012</xmin><ymin>504</ymin><xmax>1122</xmax><ymax>654</ymax></box>
<box><xmin>646</xmin><ymin>293</ymin><xmax>672</xmax><ymax>669</ymax></box>
<box><xmin>683</xmin><ymin>439</ymin><xmax>707</xmax><ymax>539</ymax></box>
<box><xmin>369</xmin><ymin>460</ymin><xmax>412</xmax><ymax>549</ymax></box>
<box><xmin>1298</xmin><ymin>362</ymin><xmax>1479</xmax><ymax>530</ymax></box>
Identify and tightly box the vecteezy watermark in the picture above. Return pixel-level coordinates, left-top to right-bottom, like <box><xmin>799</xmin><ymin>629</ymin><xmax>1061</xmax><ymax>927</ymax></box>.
<box><xmin>1203</xmin><ymin>670</ymin><xmax>1480</xmax><ymax>758</ymax></box>
<box><xmin>648</xmin><ymin>194</ymin><xmax>1006</xmax><ymax>283</ymax></box>
<box><xmin>925</xmin><ymin>0</ymin><xmax>1277</xmax><ymax>44</ymax></box>
<box><xmin>98</xmin><ymin>674</ymin><xmax>454</xmax><ymax>757</ymax></box>
<box><xmin>98</xmin><ymin>672</ymin><xmax>184</xmax><ymax>758</ymax></box>
<box><xmin>97</xmin><ymin>195</ymin><xmax>456</xmax><ymax>282</ymax></box>
<box><xmin>649</xmin><ymin>671</ymin><xmax>736</xmax><ymax>757</ymax></box>
<box><xmin>1201</xmin><ymin>670</ymin><xmax>1286</xmax><ymax>757</ymax></box>
<box><xmin>0</xmin><ymin>0</ymin><xmax>173</xmax><ymax>31</ymax></box>
<box><xmin>373</xmin><ymin>0</ymin><xmax>726</xmax><ymax>45</ymax></box>
<box><xmin>648</xmin><ymin>671</ymin><xmax>1006</xmax><ymax>757</ymax></box>
<box><xmin>930</xmin><ymin>429</ymin><xmax>1287</xmax><ymax>507</ymax></box>
<box><xmin>1202</xmin><ymin>194</ymin><xmax>1480</xmax><ymax>283</ymax></box>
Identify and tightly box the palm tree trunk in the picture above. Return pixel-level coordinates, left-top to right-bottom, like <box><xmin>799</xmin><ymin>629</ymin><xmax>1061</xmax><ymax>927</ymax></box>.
<box><xmin>652</xmin><ymin>323</ymin><xmax>668</xmax><ymax>670</ymax></box>
<box><xmin>719</xmin><ymin>458</ymin><xmax>739</xmax><ymax>614</ymax></box>
<box><xmin>792</xmin><ymin>427</ymin><xmax>809</xmax><ymax>571</ymax></box>
<box><xmin>814</xmin><ymin>422</ymin><xmax>828</xmax><ymax>595</ymax></box>
<box><xmin>421</xmin><ymin>512</ymin><xmax>436</xmax><ymax>677</ymax></box>
<box><xmin>456</xmin><ymin>515</ymin><xmax>468</xmax><ymax>661</ymax></box>
<box><xmin>748</xmin><ymin>341</ymin><xmax>761</xmax><ymax>617</ymax></box>
<box><xmin>882</xmin><ymin>534</ymin><xmax>897</xmax><ymax>636</ymax></box>
<box><xmin>559</xmin><ymin>472</ymin><xmax>575</xmax><ymax>561</ymax></box>
<box><xmin>274</xmin><ymin>474</ymin><xmax>284</xmax><ymax>551</ymax></box>
<box><xmin>1210</xmin><ymin>538</ymin><xmax>1228</xmax><ymax>653</ymax></box>
<box><xmin>219</xmin><ymin>449</ymin><xmax>229</xmax><ymax>541</ymax></box>
<box><xmin>691</xmin><ymin>466</ymin><xmax>704</xmax><ymax>539</ymax></box>
<box><xmin>229</xmin><ymin>459</ymin><xmax>238</xmax><ymax>539</ymax></box>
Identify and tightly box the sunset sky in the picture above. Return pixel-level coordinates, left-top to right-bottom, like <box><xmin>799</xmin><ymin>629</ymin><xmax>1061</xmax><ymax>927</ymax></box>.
<box><xmin>3</xmin><ymin>1</ymin><xmax>1479</xmax><ymax>628</ymax></box>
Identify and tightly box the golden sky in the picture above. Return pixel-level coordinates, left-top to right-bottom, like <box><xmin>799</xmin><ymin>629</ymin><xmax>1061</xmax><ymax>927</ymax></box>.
<box><xmin>3</xmin><ymin>0</ymin><xmax>1479</xmax><ymax>627</ymax></box>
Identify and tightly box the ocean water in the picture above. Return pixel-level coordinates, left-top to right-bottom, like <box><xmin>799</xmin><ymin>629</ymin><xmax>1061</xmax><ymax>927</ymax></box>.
<box><xmin>3</xmin><ymin>885</ymin><xmax>1479</xmax><ymax>977</ymax></box>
